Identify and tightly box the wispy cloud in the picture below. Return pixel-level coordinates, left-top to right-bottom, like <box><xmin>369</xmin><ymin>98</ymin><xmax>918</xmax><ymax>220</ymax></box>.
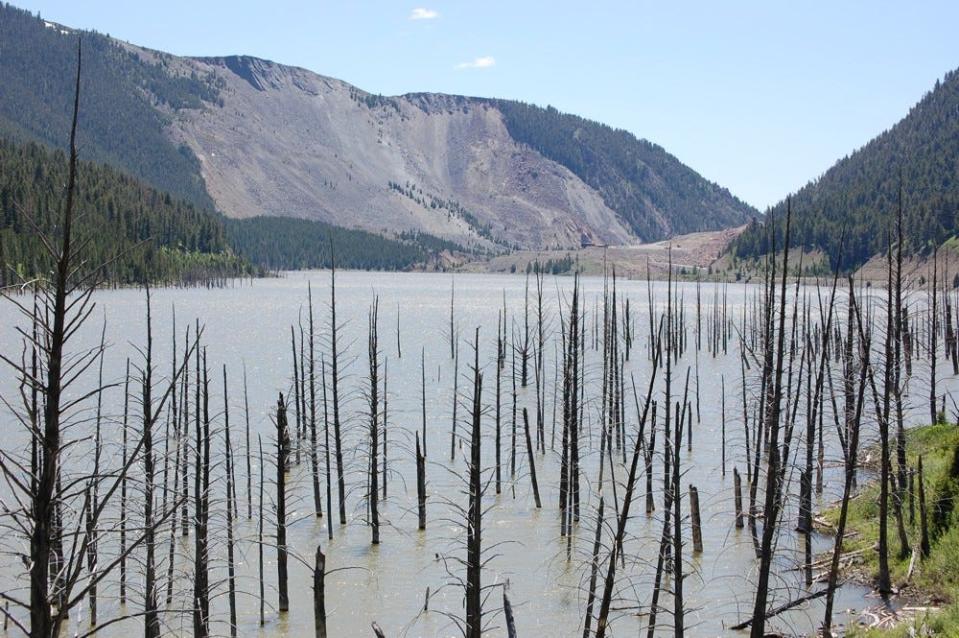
<box><xmin>456</xmin><ymin>56</ymin><xmax>496</xmax><ymax>70</ymax></box>
<box><xmin>409</xmin><ymin>7</ymin><xmax>439</xmax><ymax>20</ymax></box>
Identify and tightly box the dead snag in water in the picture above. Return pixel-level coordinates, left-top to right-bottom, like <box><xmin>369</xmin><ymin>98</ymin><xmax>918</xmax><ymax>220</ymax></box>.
<box><xmin>823</xmin><ymin>278</ymin><xmax>867</xmax><ymax>638</ymax></box>
<box><xmin>504</xmin><ymin>586</ymin><xmax>518</xmax><ymax>638</ymax></box>
<box><xmin>368</xmin><ymin>297</ymin><xmax>381</xmax><ymax>545</ymax></box>
<box><xmin>465</xmin><ymin>328</ymin><xmax>484</xmax><ymax>638</ymax></box>
<box><xmin>293</xmin><ymin>324</ymin><xmax>303</xmax><ymax>467</ymax></box>
<box><xmin>416</xmin><ymin>432</ymin><xmax>427</xmax><ymax>530</ymax></box>
<box><xmin>258</xmin><ymin>435</ymin><xmax>265</xmax><ymax>626</ymax></box>
<box><xmin>451</xmin><ymin>340</ymin><xmax>460</xmax><ymax>462</ymax></box>
<box><xmin>329</xmin><ymin>241</ymin><xmax>347</xmax><ymax>525</ymax></box>
<box><xmin>734</xmin><ymin>467</ymin><xmax>744</xmax><ymax>529</ymax></box>
<box><xmin>594</xmin><ymin>318</ymin><xmax>660</xmax><ymax>638</ymax></box>
<box><xmin>276</xmin><ymin>393</ymin><xmax>290</xmax><ymax>612</ymax></box>
<box><xmin>523</xmin><ymin>408</ymin><xmax>542</xmax><ymax>508</ymax></box>
<box><xmin>309</xmin><ymin>284</ymin><xmax>323</xmax><ymax>517</ymax></box>
<box><xmin>120</xmin><ymin>358</ymin><xmax>131</xmax><ymax>603</ymax></box>
<box><xmin>322</xmin><ymin>356</ymin><xmax>334</xmax><ymax>540</ymax></box>
<box><xmin>449</xmin><ymin>276</ymin><xmax>457</xmax><ymax>360</ymax></box>
<box><xmin>223</xmin><ymin>367</ymin><xmax>238</xmax><ymax>638</ymax></box>
<box><xmin>582</xmin><ymin>496</ymin><xmax>605</xmax><ymax>638</ymax></box>
<box><xmin>314</xmin><ymin>546</ymin><xmax>327</xmax><ymax>638</ymax></box>
<box><xmin>749</xmin><ymin>201</ymin><xmax>793</xmax><ymax>638</ymax></box>
<box><xmin>690</xmin><ymin>485</ymin><xmax>703</xmax><ymax>554</ymax></box>
<box><xmin>496</xmin><ymin>312</ymin><xmax>503</xmax><ymax>494</ymax></box>
<box><xmin>383</xmin><ymin>357</ymin><xmax>389</xmax><ymax>499</ymax></box>
<box><xmin>194</xmin><ymin>348</ymin><xmax>212</xmax><ymax>638</ymax></box>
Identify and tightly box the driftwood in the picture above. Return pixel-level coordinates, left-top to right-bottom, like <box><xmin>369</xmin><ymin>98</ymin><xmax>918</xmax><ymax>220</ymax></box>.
<box><xmin>730</xmin><ymin>588</ymin><xmax>829</xmax><ymax>630</ymax></box>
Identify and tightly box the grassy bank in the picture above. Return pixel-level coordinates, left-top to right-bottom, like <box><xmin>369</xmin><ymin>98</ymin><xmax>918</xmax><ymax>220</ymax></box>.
<box><xmin>818</xmin><ymin>423</ymin><xmax>959</xmax><ymax>636</ymax></box>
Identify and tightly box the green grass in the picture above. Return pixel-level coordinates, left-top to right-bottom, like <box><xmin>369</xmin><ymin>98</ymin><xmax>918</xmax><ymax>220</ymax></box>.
<box><xmin>819</xmin><ymin>423</ymin><xmax>959</xmax><ymax>636</ymax></box>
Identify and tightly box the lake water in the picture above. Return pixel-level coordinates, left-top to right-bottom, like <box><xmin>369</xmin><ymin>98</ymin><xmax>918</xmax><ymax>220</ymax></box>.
<box><xmin>1</xmin><ymin>270</ymin><xmax>949</xmax><ymax>637</ymax></box>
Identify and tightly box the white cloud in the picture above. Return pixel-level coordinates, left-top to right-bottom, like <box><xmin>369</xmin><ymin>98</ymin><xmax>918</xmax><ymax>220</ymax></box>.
<box><xmin>409</xmin><ymin>7</ymin><xmax>439</xmax><ymax>20</ymax></box>
<box><xmin>456</xmin><ymin>56</ymin><xmax>496</xmax><ymax>70</ymax></box>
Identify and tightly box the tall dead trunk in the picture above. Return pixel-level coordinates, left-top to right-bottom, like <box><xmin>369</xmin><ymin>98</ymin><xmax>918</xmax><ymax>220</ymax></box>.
<box><xmin>368</xmin><ymin>298</ymin><xmax>381</xmax><ymax>545</ymax></box>
<box><xmin>314</xmin><ymin>546</ymin><xmax>327</xmax><ymax>638</ymax></box>
<box><xmin>276</xmin><ymin>393</ymin><xmax>290</xmax><ymax>612</ymax></box>
<box><xmin>308</xmin><ymin>285</ymin><xmax>323</xmax><ymax>518</ymax></box>
<box><xmin>465</xmin><ymin>329</ymin><xmax>484</xmax><ymax>638</ymax></box>
<box><xmin>329</xmin><ymin>246</ymin><xmax>347</xmax><ymax>525</ymax></box>
<box><xmin>223</xmin><ymin>368</ymin><xmax>238</xmax><ymax>638</ymax></box>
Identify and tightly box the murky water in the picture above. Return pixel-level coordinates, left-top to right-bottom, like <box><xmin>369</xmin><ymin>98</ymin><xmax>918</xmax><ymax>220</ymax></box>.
<box><xmin>1</xmin><ymin>271</ymin><xmax>950</xmax><ymax>637</ymax></box>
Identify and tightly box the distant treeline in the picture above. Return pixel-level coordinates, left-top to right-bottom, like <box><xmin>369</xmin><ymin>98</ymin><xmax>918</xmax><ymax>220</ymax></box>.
<box><xmin>732</xmin><ymin>68</ymin><xmax>959</xmax><ymax>271</ymax></box>
<box><xmin>224</xmin><ymin>216</ymin><xmax>463</xmax><ymax>271</ymax></box>
<box><xmin>0</xmin><ymin>137</ymin><xmax>252</xmax><ymax>286</ymax></box>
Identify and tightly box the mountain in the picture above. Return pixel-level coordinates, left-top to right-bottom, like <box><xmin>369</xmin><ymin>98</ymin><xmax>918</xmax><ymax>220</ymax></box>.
<box><xmin>731</xmin><ymin>68</ymin><xmax>959</xmax><ymax>271</ymax></box>
<box><xmin>0</xmin><ymin>3</ymin><xmax>755</xmax><ymax>251</ymax></box>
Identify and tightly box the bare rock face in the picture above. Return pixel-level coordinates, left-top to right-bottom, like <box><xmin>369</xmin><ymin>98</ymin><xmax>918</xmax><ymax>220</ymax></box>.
<box><xmin>164</xmin><ymin>55</ymin><xmax>633</xmax><ymax>250</ymax></box>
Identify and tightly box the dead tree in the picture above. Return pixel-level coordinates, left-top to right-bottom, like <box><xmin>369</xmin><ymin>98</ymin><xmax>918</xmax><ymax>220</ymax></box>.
<box><xmin>749</xmin><ymin>203</ymin><xmax>793</xmax><ymax>638</ymax></box>
<box><xmin>368</xmin><ymin>297</ymin><xmax>381</xmax><ymax>545</ymax></box>
<box><xmin>276</xmin><ymin>393</ymin><xmax>290</xmax><ymax>612</ymax></box>
<box><xmin>822</xmin><ymin>280</ymin><xmax>869</xmax><ymax>637</ymax></box>
<box><xmin>593</xmin><ymin>318</ymin><xmax>660</xmax><ymax>638</ymax></box>
<box><xmin>329</xmin><ymin>244</ymin><xmax>347</xmax><ymax>524</ymax></box>
<box><xmin>194</xmin><ymin>350</ymin><xmax>212</xmax><ymax>638</ymax></box>
<box><xmin>314</xmin><ymin>546</ymin><xmax>327</xmax><ymax>638</ymax></box>
<box><xmin>308</xmin><ymin>284</ymin><xmax>323</xmax><ymax>518</ymax></box>
<box><xmin>465</xmin><ymin>329</ymin><xmax>484</xmax><ymax>638</ymax></box>
<box><xmin>223</xmin><ymin>367</ymin><xmax>238</xmax><ymax>638</ymax></box>
<box><xmin>0</xmin><ymin>43</ymin><xmax>194</xmax><ymax>637</ymax></box>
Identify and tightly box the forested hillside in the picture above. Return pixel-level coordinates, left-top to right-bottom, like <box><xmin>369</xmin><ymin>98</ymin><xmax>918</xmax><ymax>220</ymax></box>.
<box><xmin>0</xmin><ymin>2</ymin><xmax>220</xmax><ymax>208</ymax></box>
<box><xmin>0</xmin><ymin>136</ymin><xmax>464</xmax><ymax>283</ymax></box>
<box><xmin>732</xmin><ymin>68</ymin><xmax>959</xmax><ymax>271</ymax></box>
<box><xmin>489</xmin><ymin>99</ymin><xmax>755</xmax><ymax>241</ymax></box>
<box><xmin>0</xmin><ymin>137</ymin><xmax>251</xmax><ymax>285</ymax></box>
<box><xmin>224</xmin><ymin>217</ymin><xmax>465</xmax><ymax>271</ymax></box>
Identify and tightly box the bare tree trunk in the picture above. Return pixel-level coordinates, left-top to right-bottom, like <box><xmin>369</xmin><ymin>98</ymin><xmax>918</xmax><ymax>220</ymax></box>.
<box><xmin>276</xmin><ymin>393</ymin><xmax>290</xmax><ymax>612</ymax></box>
<box><xmin>29</xmin><ymin>40</ymin><xmax>82</xmax><ymax>638</ymax></box>
<box><xmin>465</xmin><ymin>329</ymin><xmax>484</xmax><ymax>638</ymax></box>
<box><xmin>193</xmin><ymin>348</ymin><xmax>211</xmax><ymax>638</ymax></box>
<box><xmin>750</xmin><ymin>203</ymin><xmax>793</xmax><ymax>638</ymax></box>
<box><xmin>582</xmin><ymin>496</ymin><xmax>604</xmax><ymax>638</ymax></box>
<box><xmin>142</xmin><ymin>291</ymin><xmax>160</xmax><ymax>638</ymax></box>
<box><xmin>224</xmin><ymin>367</ymin><xmax>238</xmax><ymax>638</ymax></box>
<box><xmin>258</xmin><ymin>436</ymin><xmax>265</xmax><ymax>626</ymax></box>
<box><xmin>330</xmin><ymin>248</ymin><xmax>347</xmax><ymax>525</ymax></box>
<box><xmin>314</xmin><ymin>546</ymin><xmax>327</xmax><ymax>638</ymax></box>
<box><xmin>368</xmin><ymin>298</ymin><xmax>381</xmax><ymax>545</ymax></box>
<box><xmin>522</xmin><ymin>408</ymin><xmax>541</xmax><ymax>508</ymax></box>
<box><xmin>308</xmin><ymin>286</ymin><xmax>323</xmax><ymax>517</ymax></box>
<box><xmin>416</xmin><ymin>433</ymin><xmax>427</xmax><ymax>530</ymax></box>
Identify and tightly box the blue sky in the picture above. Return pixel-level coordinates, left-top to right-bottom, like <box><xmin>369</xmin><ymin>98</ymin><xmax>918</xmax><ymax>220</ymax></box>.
<box><xmin>13</xmin><ymin>1</ymin><xmax>959</xmax><ymax>210</ymax></box>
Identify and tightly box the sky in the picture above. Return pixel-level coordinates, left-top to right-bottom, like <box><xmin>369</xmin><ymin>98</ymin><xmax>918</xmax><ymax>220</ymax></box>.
<box><xmin>12</xmin><ymin>1</ymin><xmax>959</xmax><ymax>211</ymax></box>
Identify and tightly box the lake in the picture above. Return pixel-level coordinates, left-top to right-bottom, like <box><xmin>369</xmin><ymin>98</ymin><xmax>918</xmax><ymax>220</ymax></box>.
<box><xmin>2</xmin><ymin>270</ymin><xmax>948</xmax><ymax>637</ymax></box>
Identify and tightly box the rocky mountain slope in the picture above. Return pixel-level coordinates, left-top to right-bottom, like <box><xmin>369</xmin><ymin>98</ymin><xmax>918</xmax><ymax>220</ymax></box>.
<box><xmin>1</xmin><ymin>3</ymin><xmax>756</xmax><ymax>251</ymax></box>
